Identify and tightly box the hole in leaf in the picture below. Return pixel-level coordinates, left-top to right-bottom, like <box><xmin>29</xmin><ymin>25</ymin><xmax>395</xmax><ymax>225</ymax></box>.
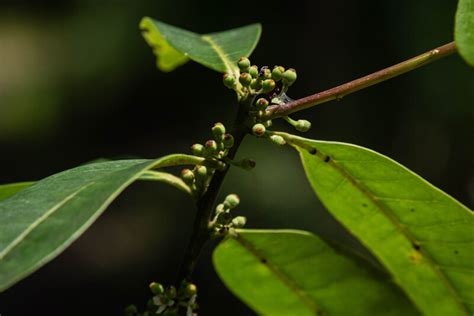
<box><xmin>412</xmin><ymin>242</ymin><xmax>421</xmax><ymax>251</ymax></box>
<box><xmin>260</xmin><ymin>258</ymin><xmax>267</xmax><ymax>264</ymax></box>
<box><xmin>362</xmin><ymin>203</ymin><xmax>368</xmax><ymax>208</ymax></box>
<box><xmin>410</xmin><ymin>208</ymin><xmax>415</xmax><ymax>212</ymax></box>
<box><xmin>324</xmin><ymin>156</ymin><xmax>331</xmax><ymax>163</ymax></box>
<box><xmin>309</xmin><ymin>148</ymin><xmax>317</xmax><ymax>155</ymax></box>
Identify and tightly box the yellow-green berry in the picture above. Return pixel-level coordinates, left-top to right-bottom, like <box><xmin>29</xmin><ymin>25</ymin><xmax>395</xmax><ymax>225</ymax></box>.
<box><xmin>282</xmin><ymin>68</ymin><xmax>297</xmax><ymax>86</ymax></box>
<box><xmin>263</xmin><ymin>120</ymin><xmax>273</xmax><ymax>128</ymax></box>
<box><xmin>270</xmin><ymin>135</ymin><xmax>286</xmax><ymax>146</ymax></box>
<box><xmin>249</xmin><ymin>65</ymin><xmax>259</xmax><ymax>78</ymax></box>
<box><xmin>255</xmin><ymin>98</ymin><xmax>269</xmax><ymax>110</ymax></box>
<box><xmin>181</xmin><ymin>169</ymin><xmax>194</xmax><ymax>185</ymax></box>
<box><xmin>271</xmin><ymin>66</ymin><xmax>285</xmax><ymax>81</ymax></box>
<box><xmin>191</xmin><ymin>143</ymin><xmax>204</xmax><ymax>156</ymax></box>
<box><xmin>239</xmin><ymin>73</ymin><xmax>252</xmax><ymax>86</ymax></box>
<box><xmin>195</xmin><ymin>165</ymin><xmax>208</xmax><ymax>180</ymax></box>
<box><xmin>231</xmin><ymin>216</ymin><xmax>247</xmax><ymax>228</ymax></box>
<box><xmin>237</xmin><ymin>57</ymin><xmax>251</xmax><ymax>71</ymax></box>
<box><xmin>212</xmin><ymin>122</ymin><xmax>226</xmax><ymax>139</ymax></box>
<box><xmin>205</xmin><ymin>140</ymin><xmax>218</xmax><ymax>156</ymax></box>
<box><xmin>295</xmin><ymin>120</ymin><xmax>311</xmax><ymax>132</ymax></box>
<box><xmin>149</xmin><ymin>282</ymin><xmax>165</xmax><ymax>295</ymax></box>
<box><xmin>262</xmin><ymin>79</ymin><xmax>276</xmax><ymax>93</ymax></box>
<box><xmin>260</xmin><ymin>66</ymin><xmax>272</xmax><ymax>79</ymax></box>
<box><xmin>223</xmin><ymin>134</ymin><xmax>234</xmax><ymax>148</ymax></box>
<box><xmin>184</xmin><ymin>283</ymin><xmax>197</xmax><ymax>297</ymax></box>
<box><xmin>223</xmin><ymin>73</ymin><xmax>236</xmax><ymax>89</ymax></box>
<box><xmin>250</xmin><ymin>78</ymin><xmax>262</xmax><ymax>90</ymax></box>
<box><xmin>224</xmin><ymin>194</ymin><xmax>240</xmax><ymax>209</ymax></box>
<box><xmin>252</xmin><ymin>123</ymin><xmax>266</xmax><ymax>136</ymax></box>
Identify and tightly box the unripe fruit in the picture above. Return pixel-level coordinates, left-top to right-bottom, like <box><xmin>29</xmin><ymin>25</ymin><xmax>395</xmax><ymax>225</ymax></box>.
<box><xmin>205</xmin><ymin>140</ymin><xmax>218</xmax><ymax>156</ymax></box>
<box><xmin>249</xmin><ymin>65</ymin><xmax>259</xmax><ymax>78</ymax></box>
<box><xmin>282</xmin><ymin>68</ymin><xmax>297</xmax><ymax>86</ymax></box>
<box><xmin>271</xmin><ymin>65</ymin><xmax>285</xmax><ymax>81</ymax></box>
<box><xmin>216</xmin><ymin>203</ymin><xmax>225</xmax><ymax>213</ymax></box>
<box><xmin>195</xmin><ymin>165</ymin><xmax>208</xmax><ymax>180</ymax></box>
<box><xmin>149</xmin><ymin>282</ymin><xmax>165</xmax><ymax>295</ymax></box>
<box><xmin>250</xmin><ymin>78</ymin><xmax>262</xmax><ymax>90</ymax></box>
<box><xmin>223</xmin><ymin>73</ymin><xmax>236</xmax><ymax>89</ymax></box>
<box><xmin>263</xmin><ymin>120</ymin><xmax>273</xmax><ymax>128</ymax></box>
<box><xmin>237</xmin><ymin>57</ymin><xmax>251</xmax><ymax>71</ymax></box>
<box><xmin>166</xmin><ymin>286</ymin><xmax>177</xmax><ymax>298</ymax></box>
<box><xmin>262</xmin><ymin>79</ymin><xmax>276</xmax><ymax>93</ymax></box>
<box><xmin>191</xmin><ymin>143</ymin><xmax>204</xmax><ymax>156</ymax></box>
<box><xmin>295</xmin><ymin>119</ymin><xmax>311</xmax><ymax>132</ymax></box>
<box><xmin>212</xmin><ymin>122</ymin><xmax>226</xmax><ymax>139</ymax></box>
<box><xmin>231</xmin><ymin>216</ymin><xmax>247</xmax><ymax>228</ymax></box>
<box><xmin>223</xmin><ymin>134</ymin><xmax>234</xmax><ymax>148</ymax></box>
<box><xmin>270</xmin><ymin>135</ymin><xmax>286</xmax><ymax>146</ymax></box>
<box><xmin>255</xmin><ymin>98</ymin><xmax>269</xmax><ymax>110</ymax></box>
<box><xmin>181</xmin><ymin>169</ymin><xmax>194</xmax><ymax>185</ymax></box>
<box><xmin>259</xmin><ymin>66</ymin><xmax>272</xmax><ymax>79</ymax></box>
<box><xmin>184</xmin><ymin>283</ymin><xmax>198</xmax><ymax>297</ymax></box>
<box><xmin>239</xmin><ymin>73</ymin><xmax>252</xmax><ymax>86</ymax></box>
<box><xmin>252</xmin><ymin>123</ymin><xmax>266</xmax><ymax>136</ymax></box>
<box><xmin>224</xmin><ymin>194</ymin><xmax>240</xmax><ymax>209</ymax></box>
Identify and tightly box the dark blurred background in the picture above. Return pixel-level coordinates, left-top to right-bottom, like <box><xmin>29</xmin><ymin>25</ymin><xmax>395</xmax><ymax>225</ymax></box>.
<box><xmin>0</xmin><ymin>0</ymin><xmax>472</xmax><ymax>315</ymax></box>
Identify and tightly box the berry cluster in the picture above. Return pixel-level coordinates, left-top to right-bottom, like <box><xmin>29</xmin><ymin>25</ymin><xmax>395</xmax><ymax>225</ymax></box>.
<box><xmin>209</xmin><ymin>194</ymin><xmax>246</xmax><ymax>235</ymax></box>
<box><xmin>125</xmin><ymin>281</ymin><xmax>198</xmax><ymax>316</ymax></box>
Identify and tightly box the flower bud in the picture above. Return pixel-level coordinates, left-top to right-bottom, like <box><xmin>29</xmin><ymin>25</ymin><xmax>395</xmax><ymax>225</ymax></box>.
<box><xmin>231</xmin><ymin>216</ymin><xmax>247</xmax><ymax>228</ymax></box>
<box><xmin>249</xmin><ymin>65</ymin><xmax>259</xmax><ymax>78</ymax></box>
<box><xmin>270</xmin><ymin>135</ymin><xmax>286</xmax><ymax>146</ymax></box>
<box><xmin>205</xmin><ymin>139</ymin><xmax>218</xmax><ymax>156</ymax></box>
<box><xmin>181</xmin><ymin>169</ymin><xmax>194</xmax><ymax>185</ymax></box>
<box><xmin>295</xmin><ymin>119</ymin><xmax>311</xmax><ymax>132</ymax></box>
<box><xmin>252</xmin><ymin>123</ymin><xmax>266</xmax><ymax>137</ymax></box>
<box><xmin>223</xmin><ymin>73</ymin><xmax>236</xmax><ymax>89</ymax></box>
<box><xmin>216</xmin><ymin>203</ymin><xmax>225</xmax><ymax>213</ymax></box>
<box><xmin>149</xmin><ymin>282</ymin><xmax>165</xmax><ymax>295</ymax></box>
<box><xmin>250</xmin><ymin>78</ymin><xmax>262</xmax><ymax>90</ymax></box>
<box><xmin>224</xmin><ymin>194</ymin><xmax>240</xmax><ymax>209</ymax></box>
<box><xmin>184</xmin><ymin>283</ymin><xmax>197</xmax><ymax>297</ymax></box>
<box><xmin>263</xmin><ymin>120</ymin><xmax>273</xmax><ymax>128</ymax></box>
<box><xmin>262</xmin><ymin>79</ymin><xmax>276</xmax><ymax>93</ymax></box>
<box><xmin>282</xmin><ymin>68</ymin><xmax>297</xmax><ymax>86</ymax></box>
<box><xmin>212</xmin><ymin>122</ymin><xmax>226</xmax><ymax>139</ymax></box>
<box><xmin>255</xmin><ymin>98</ymin><xmax>269</xmax><ymax>110</ymax></box>
<box><xmin>271</xmin><ymin>66</ymin><xmax>285</xmax><ymax>81</ymax></box>
<box><xmin>191</xmin><ymin>143</ymin><xmax>204</xmax><ymax>156</ymax></box>
<box><xmin>239</xmin><ymin>73</ymin><xmax>252</xmax><ymax>86</ymax></box>
<box><xmin>240</xmin><ymin>158</ymin><xmax>256</xmax><ymax>170</ymax></box>
<box><xmin>237</xmin><ymin>57</ymin><xmax>251</xmax><ymax>71</ymax></box>
<box><xmin>223</xmin><ymin>134</ymin><xmax>234</xmax><ymax>148</ymax></box>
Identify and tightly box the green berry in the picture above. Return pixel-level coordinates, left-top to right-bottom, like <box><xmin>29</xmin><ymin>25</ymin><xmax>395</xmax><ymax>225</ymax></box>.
<box><xmin>255</xmin><ymin>98</ymin><xmax>269</xmax><ymax>110</ymax></box>
<box><xmin>191</xmin><ymin>143</ymin><xmax>204</xmax><ymax>156</ymax></box>
<box><xmin>239</xmin><ymin>73</ymin><xmax>252</xmax><ymax>86</ymax></box>
<box><xmin>216</xmin><ymin>203</ymin><xmax>225</xmax><ymax>213</ymax></box>
<box><xmin>237</xmin><ymin>57</ymin><xmax>251</xmax><ymax>71</ymax></box>
<box><xmin>195</xmin><ymin>165</ymin><xmax>208</xmax><ymax>180</ymax></box>
<box><xmin>180</xmin><ymin>169</ymin><xmax>194</xmax><ymax>185</ymax></box>
<box><xmin>250</xmin><ymin>78</ymin><xmax>262</xmax><ymax>90</ymax></box>
<box><xmin>184</xmin><ymin>283</ymin><xmax>197</xmax><ymax>297</ymax></box>
<box><xmin>260</xmin><ymin>67</ymin><xmax>272</xmax><ymax>79</ymax></box>
<box><xmin>240</xmin><ymin>158</ymin><xmax>256</xmax><ymax>170</ymax></box>
<box><xmin>223</xmin><ymin>134</ymin><xmax>234</xmax><ymax>148</ymax></box>
<box><xmin>212</xmin><ymin>122</ymin><xmax>226</xmax><ymax>139</ymax></box>
<box><xmin>224</xmin><ymin>194</ymin><xmax>240</xmax><ymax>209</ymax></box>
<box><xmin>249</xmin><ymin>65</ymin><xmax>259</xmax><ymax>78</ymax></box>
<box><xmin>223</xmin><ymin>73</ymin><xmax>236</xmax><ymax>89</ymax></box>
<box><xmin>205</xmin><ymin>140</ymin><xmax>218</xmax><ymax>156</ymax></box>
<box><xmin>262</xmin><ymin>79</ymin><xmax>276</xmax><ymax>93</ymax></box>
<box><xmin>231</xmin><ymin>216</ymin><xmax>247</xmax><ymax>228</ymax></box>
<box><xmin>149</xmin><ymin>282</ymin><xmax>165</xmax><ymax>295</ymax></box>
<box><xmin>295</xmin><ymin>120</ymin><xmax>311</xmax><ymax>132</ymax></box>
<box><xmin>270</xmin><ymin>135</ymin><xmax>286</xmax><ymax>146</ymax></box>
<box><xmin>282</xmin><ymin>68</ymin><xmax>297</xmax><ymax>86</ymax></box>
<box><xmin>271</xmin><ymin>66</ymin><xmax>285</xmax><ymax>81</ymax></box>
<box><xmin>263</xmin><ymin>120</ymin><xmax>273</xmax><ymax>128</ymax></box>
<box><xmin>252</xmin><ymin>123</ymin><xmax>266</xmax><ymax>136</ymax></box>
<box><xmin>166</xmin><ymin>286</ymin><xmax>177</xmax><ymax>299</ymax></box>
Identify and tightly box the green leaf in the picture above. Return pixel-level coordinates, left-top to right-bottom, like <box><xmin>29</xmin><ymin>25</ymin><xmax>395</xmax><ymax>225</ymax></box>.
<box><xmin>0</xmin><ymin>154</ymin><xmax>205</xmax><ymax>291</ymax></box>
<box><xmin>214</xmin><ymin>229</ymin><xmax>419</xmax><ymax>316</ymax></box>
<box><xmin>139</xmin><ymin>170</ymin><xmax>192</xmax><ymax>196</ymax></box>
<box><xmin>291</xmin><ymin>136</ymin><xmax>474</xmax><ymax>316</ymax></box>
<box><xmin>140</xmin><ymin>17</ymin><xmax>261</xmax><ymax>73</ymax></box>
<box><xmin>0</xmin><ymin>182</ymin><xmax>34</xmax><ymax>201</ymax></box>
<box><xmin>455</xmin><ymin>0</ymin><xmax>474</xmax><ymax>66</ymax></box>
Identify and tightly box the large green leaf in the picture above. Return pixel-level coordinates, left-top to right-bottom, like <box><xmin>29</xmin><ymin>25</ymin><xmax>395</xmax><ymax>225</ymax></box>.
<box><xmin>290</xmin><ymin>136</ymin><xmax>473</xmax><ymax>316</ymax></box>
<box><xmin>140</xmin><ymin>17</ymin><xmax>261</xmax><ymax>73</ymax></box>
<box><xmin>0</xmin><ymin>154</ymin><xmax>205</xmax><ymax>291</ymax></box>
<box><xmin>0</xmin><ymin>182</ymin><xmax>34</xmax><ymax>201</ymax></box>
<box><xmin>214</xmin><ymin>229</ymin><xmax>418</xmax><ymax>316</ymax></box>
<box><xmin>456</xmin><ymin>0</ymin><xmax>474</xmax><ymax>66</ymax></box>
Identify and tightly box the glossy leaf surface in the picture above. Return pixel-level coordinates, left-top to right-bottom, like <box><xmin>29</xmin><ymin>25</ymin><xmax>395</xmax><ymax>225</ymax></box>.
<box><xmin>0</xmin><ymin>182</ymin><xmax>34</xmax><ymax>202</ymax></box>
<box><xmin>456</xmin><ymin>0</ymin><xmax>474</xmax><ymax>66</ymax></box>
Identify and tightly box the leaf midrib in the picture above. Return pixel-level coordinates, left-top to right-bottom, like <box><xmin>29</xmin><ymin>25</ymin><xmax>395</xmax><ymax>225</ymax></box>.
<box><xmin>298</xmin><ymin>143</ymin><xmax>469</xmax><ymax>314</ymax></box>
<box><xmin>201</xmin><ymin>35</ymin><xmax>238</xmax><ymax>76</ymax></box>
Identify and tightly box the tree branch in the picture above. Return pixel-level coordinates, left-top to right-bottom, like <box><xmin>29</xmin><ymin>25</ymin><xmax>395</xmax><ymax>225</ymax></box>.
<box><xmin>262</xmin><ymin>41</ymin><xmax>457</xmax><ymax>120</ymax></box>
